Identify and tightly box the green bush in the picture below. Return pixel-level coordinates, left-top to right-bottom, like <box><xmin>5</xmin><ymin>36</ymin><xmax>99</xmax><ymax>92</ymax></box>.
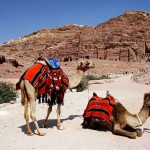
<box><xmin>0</xmin><ymin>82</ymin><xmax>17</xmax><ymax>104</ymax></box>
<box><xmin>76</xmin><ymin>77</ymin><xmax>89</xmax><ymax>92</ymax></box>
<box><xmin>76</xmin><ymin>74</ymin><xmax>110</xmax><ymax>92</ymax></box>
<box><xmin>86</xmin><ymin>74</ymin><xmax>109</xmax><ymax>80</ymax></box>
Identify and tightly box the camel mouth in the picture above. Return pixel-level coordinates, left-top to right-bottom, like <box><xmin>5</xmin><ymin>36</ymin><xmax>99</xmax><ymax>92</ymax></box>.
<box><xmin>89</xmin><ymin>62</ymin><xmax>95</xmax><ymax>68</ymax></box>
<box><xmin>91</xmin><ymin>65</ymin><xmax>95</xmax><ymax>68</ymax></box>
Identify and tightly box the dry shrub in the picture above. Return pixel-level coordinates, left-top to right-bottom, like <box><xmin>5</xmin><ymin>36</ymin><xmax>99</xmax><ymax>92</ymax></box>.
<box><xmin>0</xmin><ymin>82</ymin><xmax>17</xmax><ymax>104</ymax></box>
<box><xmin>76</xmin><ymin>75</ymin><xmax>110</xmax><ymax>92</ymax></box>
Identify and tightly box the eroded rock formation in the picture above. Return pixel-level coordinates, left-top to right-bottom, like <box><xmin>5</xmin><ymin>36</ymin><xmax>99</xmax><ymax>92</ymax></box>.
<box><xmin>0</xmin><ymin>10</ymin><xmax>150</xmax><ymax>64</ymax></box>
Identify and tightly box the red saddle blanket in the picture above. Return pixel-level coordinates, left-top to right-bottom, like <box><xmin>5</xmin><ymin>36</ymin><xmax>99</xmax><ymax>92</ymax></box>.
<box><xmin>16</xmin><ymin>63</ymin><xmax>69</xmax><ymax>103</ymax></box>
<box><xmin>83</xmin><ymin>94</ymin><xmax>116</xmax><ymax>123</ymax></box>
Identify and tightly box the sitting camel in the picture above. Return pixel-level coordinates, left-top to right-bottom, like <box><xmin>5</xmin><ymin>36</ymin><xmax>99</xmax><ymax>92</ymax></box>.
<box><xmin>16</xmin><ymin>57</ymin><xmax>94</xmax><ymax>136</ymax></box>
<box><xmin>82</xmin><ymin>92</ymin><xmax>150</xmax><ymax>139</ymax></box>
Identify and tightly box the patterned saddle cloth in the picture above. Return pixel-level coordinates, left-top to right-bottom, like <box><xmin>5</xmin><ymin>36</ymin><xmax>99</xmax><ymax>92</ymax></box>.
<box><xmin>83</xmin><ymin>94</ymin><xmax>116</xmax><ymax>123</ymax></box>
<box><xmin>16</xmin><ymin>62</ymin><xmax>69</xmax><ymax>105</ymax></box>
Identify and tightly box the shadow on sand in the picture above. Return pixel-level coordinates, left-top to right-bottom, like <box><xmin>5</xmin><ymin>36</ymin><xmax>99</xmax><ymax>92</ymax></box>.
<box><xmin>144</xmin><ymin>128</ymin><xmax>150</xmax><ymax>133</ymax></box>
<box><xmin>18</xmin><ymin>115</ymin><xmax>82</xmax><ymax>134</ymax></box>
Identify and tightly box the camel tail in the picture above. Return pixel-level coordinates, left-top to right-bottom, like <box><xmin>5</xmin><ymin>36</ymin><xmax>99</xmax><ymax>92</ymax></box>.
<box><xmin>21</xmin><ymin>97</ymin><xmax>25</xmax><ymax>106</ymax></box>
<box><xmin>20</xmin><ymin>80</ymin><xmax>27</xmax><ymax>106</ymax></box>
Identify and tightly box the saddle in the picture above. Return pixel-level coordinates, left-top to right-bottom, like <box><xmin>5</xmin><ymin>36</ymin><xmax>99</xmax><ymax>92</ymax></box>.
<box><xmin>83</xmin><ymin>93</ymin><xmax>116</xmax><ymax>123</ymax></box>
<box><xmin>16</xmin><ymin>58</ymin><xmax>69</xmax><ymax>105</ymax></box>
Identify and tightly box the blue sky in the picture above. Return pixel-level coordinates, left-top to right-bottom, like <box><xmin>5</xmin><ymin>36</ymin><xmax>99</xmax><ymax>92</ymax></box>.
<box><xmin>0</xmin><ymin>0</ymin><xmax>150</xmax><ymax>45</ymax></box>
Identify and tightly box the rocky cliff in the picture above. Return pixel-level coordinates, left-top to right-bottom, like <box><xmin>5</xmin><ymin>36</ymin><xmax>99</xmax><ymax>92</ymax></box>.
<box><xmin>0</xmin><ymin>10</ymin><xmax>150</xmax><ymax>65</ymax></box>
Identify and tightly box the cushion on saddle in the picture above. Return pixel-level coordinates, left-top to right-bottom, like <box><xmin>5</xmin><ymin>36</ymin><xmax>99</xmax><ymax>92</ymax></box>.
<box><xmin>16</xmin><ymin>62</ymin><xmax>69</xmax><ymax>104</ymax></box>
<box><xmin>47</xmin><ymin>56</ymin><xmax>60</xmax><ymax>69</ymax></box>
<box><xmin>83</xmin><ymin>95</ymin><xmax>116</xmax><ymax>123</ymax></box>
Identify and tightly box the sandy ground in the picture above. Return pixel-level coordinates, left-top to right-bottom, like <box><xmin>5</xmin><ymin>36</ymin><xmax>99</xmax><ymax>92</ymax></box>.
<box><xmin>0</xmin><ymin>74</ymin><xmax>150</xmax><ymax>150</ymax></box>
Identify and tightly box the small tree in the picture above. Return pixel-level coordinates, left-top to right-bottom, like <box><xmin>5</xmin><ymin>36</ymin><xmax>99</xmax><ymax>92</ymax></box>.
<box><xmin>76</xmin><ymin>75</ymin><xmax>110</xmax><ymax>92</ymax></box>
<box><xmin>0</xmin><ymin>82</ymin><xmax>17</xmax><ymax>104</ymax></box>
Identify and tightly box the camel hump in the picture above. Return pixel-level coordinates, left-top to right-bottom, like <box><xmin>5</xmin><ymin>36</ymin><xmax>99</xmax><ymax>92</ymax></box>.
<box><xmin>113</xmin><ymin>102</ymin><xmax>127</xmax><ymax>117</ymax></box>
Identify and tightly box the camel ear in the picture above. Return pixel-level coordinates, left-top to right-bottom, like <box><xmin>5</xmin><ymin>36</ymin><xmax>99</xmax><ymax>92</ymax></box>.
<box><xmin>79</xmin><ymin>61</ymin><xmax>84</xmax><ymax>67</ymax></box>
<box><xmin>93</xmin><ymin>92</ymin><xmax>97</xmax><ymax>96</ymax></box>
<box><xmin>81</xmin><ymin>61</ymin><xmax>86</xmax><ymax>67</ymax></box>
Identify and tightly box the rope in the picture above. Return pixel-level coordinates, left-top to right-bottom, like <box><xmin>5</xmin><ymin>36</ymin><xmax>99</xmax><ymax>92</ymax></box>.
<box><xmin>136</xmin><ymin>114</ymin><xmax>144</xmax><ymax>133</ymax></box>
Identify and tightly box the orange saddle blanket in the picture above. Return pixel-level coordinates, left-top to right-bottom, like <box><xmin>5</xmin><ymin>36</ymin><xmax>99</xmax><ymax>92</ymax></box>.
<box><xmin>16</xmin><ymin>62</ymin><xmax>69</xmax><ymax>104</ymax></box>
<box><xmin>83</xmin><ymin>94</ymin><xmax>116</xmax><ymax>123</ymax></box>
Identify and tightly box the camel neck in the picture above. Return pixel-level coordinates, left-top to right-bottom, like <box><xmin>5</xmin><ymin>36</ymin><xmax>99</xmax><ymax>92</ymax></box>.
<box><xmin>138</xmin><ymin>105</ymin><xmax>149</xmax><ymax>125</ymax></box>
<box><xmin>76</xmin><ymin>70</ymin><xmax>84</xmax><ymax>75</ymax></box>
<box><xmin>68</xmin><ymin>70</ymin><xmax>84</xmax><ymax>89</ymax></box>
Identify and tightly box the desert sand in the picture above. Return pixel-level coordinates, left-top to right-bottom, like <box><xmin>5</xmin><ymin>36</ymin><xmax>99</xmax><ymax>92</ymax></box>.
<box><xmin>0</xmin><ymin>74</ymin><xmax>150</xmax><ymax>150</ymax></box>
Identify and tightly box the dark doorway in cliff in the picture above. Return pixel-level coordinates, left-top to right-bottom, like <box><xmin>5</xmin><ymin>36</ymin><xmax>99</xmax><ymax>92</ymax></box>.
<box><xmin>145</xmin><ymin>42</ymin><xmax>150</xmax><ymax>62</ymax></box>
<box><xmin>145</xmin><ymin>42</ymin><xmax>150</xmax><ymax>53</ymax></box>
<box><xmin>63</xmin><ymin>57</ymin><xmax>72</xmax><ymax>62</ymax></box>
<box><xmin>85</xmin><ymin>56</ymin><xmax>90</xmax><ymax>59</ymax></box>
<box><xmin>70</xmin><ymin>57</ymin><xmax>72</xmax><ymax>61</ymax></box>
<box><xmin>64</xmin><ymin>57</ymin><xmax>69</xmax><ymax>62</ymax></box>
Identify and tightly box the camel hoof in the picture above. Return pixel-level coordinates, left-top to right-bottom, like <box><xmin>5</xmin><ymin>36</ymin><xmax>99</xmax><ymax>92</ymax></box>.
<box><xmin>130</xmin><ymin>132</ymin><xmax>137</xmax><ymax>139</ymax></box>
<box><xmin>39</xmin><ymin>132</ymin><xmax>46</xmax><ymax>136</ymax></box>
<box><xmin>27</xmin><ymin>132</ymin><xmax>34</xmax><ymax>136</ymax></box>
<box><xmin>57</xmin><ymin>125</ymin><xmax>65</xmax><ymax>130</ymax></box>
<box><xmin>136</xmin><ymin>129</ymin><xmax>143</xmax><ymax>137</ymax></box>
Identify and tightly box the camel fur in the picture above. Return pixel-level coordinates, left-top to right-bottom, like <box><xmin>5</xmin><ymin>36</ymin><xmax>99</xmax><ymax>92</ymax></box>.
<box><xmin>82</xmin><ymin>92</ymin><xmax>150</xmax><ymax>139</ymax></box>
<box><xmin>19</xmin><ymin>60</ymin><xmax>94</xmax><ymax>136</ymax></box>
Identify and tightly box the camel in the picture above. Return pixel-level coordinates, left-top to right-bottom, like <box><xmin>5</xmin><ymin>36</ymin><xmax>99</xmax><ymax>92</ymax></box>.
<box><xmin>17</xmin><ymin>58</ymin><xmax>94</xmax><ymax>136</ymax></box>
<box><xmin>82</xmin><ymin>92</ymin><xmax>150</xmax><ymax>139</ymax></box>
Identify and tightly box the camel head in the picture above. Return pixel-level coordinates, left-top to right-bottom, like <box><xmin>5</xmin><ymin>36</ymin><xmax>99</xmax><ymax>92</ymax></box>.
<box><xmin>77</xmin><ymin>60</ymin><xmax>95</xmax><ymax>72</ymax></box>
<box><xmin>144</xmin><ymin>92</ymin><xmax>150</xmax><ymax>106</ymax></box>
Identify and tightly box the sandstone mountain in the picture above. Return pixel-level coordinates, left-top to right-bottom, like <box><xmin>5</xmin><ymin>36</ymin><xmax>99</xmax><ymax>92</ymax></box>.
<box><xmin>0</xmin><ymin>10</ymin><xmax>150</xmax><ymax>65</ymax></box>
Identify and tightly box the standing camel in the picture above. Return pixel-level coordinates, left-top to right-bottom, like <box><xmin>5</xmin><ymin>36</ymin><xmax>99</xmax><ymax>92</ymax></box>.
<box><xmin>16</xmin><ymin>58</ymin><xmax>94</xmax><ymax>136</ymax></box>
<box><xmin>82</xmin><ymin>92</ymin><xmax>150</xmax><ymax>139</ymax></box>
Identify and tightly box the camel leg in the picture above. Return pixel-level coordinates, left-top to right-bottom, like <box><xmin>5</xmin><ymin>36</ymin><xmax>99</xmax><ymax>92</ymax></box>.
<box><xmin>24</xmin><ymin>80</ymin><xmax>46</xmax><ymax>136</ymax></box>
<box><xmin>42</xmin><ymin>105</ymin><xmax>52</xmax><ymax>128</ymax></box>
<box><xmin>114</xmin><ymin>124</ymin><xmax>137</xmax><ymax>139</ymax></box>
<box><xmin>135</xmin><ymin>129</ymin><xmax>143</xmax><ymax>137</ymax></box>
<box><xmin>20</xmin><ymin>81</ymin><xmax>26</xmax><ymax>106</ymax></box>
<box><xmin>24</xmin><ymin>93</ymin><xmax>34</xmax><ymax>136</ymax></box>
<box><xmin>57</xmin><ymin>104</ymin><xmax>64</xmax><ymax>130</ymax></box>
<box><xmin>20</xmin><ymin>80</ymin><xmax>34</xmax><ymax>136</ymax></box>
<box><xmin>30</xmin><ymin>100</ymin><xmax>45</xmax><ymax>136</ymax></box>
<box><xmin>125</xmin><ymin>126</ymin><xmax>143</xmax><ymax>137</ymax></box>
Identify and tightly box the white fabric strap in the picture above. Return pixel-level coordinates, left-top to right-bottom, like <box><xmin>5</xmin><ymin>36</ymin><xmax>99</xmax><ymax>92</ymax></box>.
<box><xmin>136</xmin><ymin>114</ymin><xmax>144</xmax><ymax>133</ymax></box>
